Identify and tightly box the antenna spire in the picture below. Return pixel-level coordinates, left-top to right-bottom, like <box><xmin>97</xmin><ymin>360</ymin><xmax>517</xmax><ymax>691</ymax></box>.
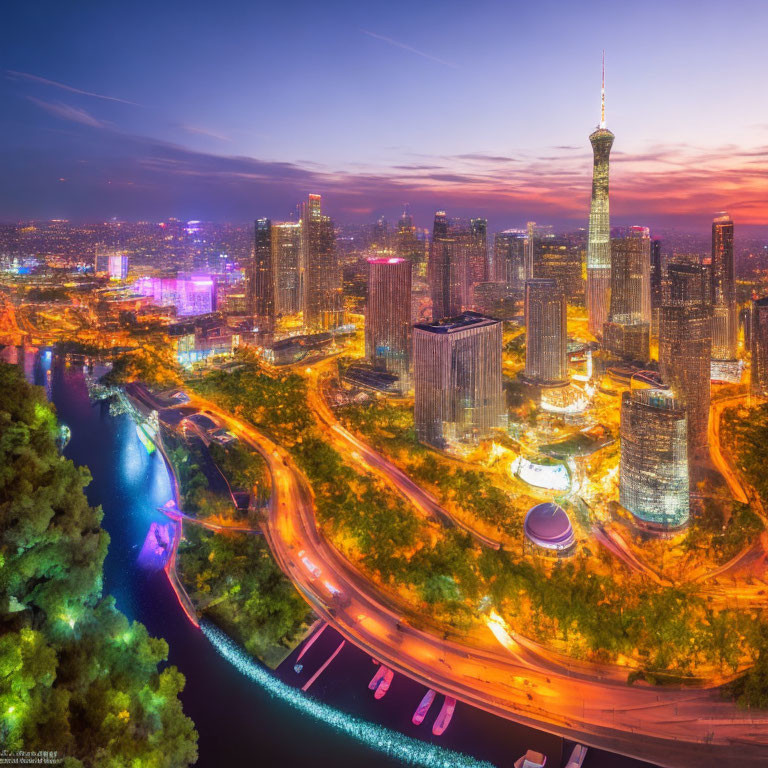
<box><xmin>600</xmin><ymin>50</ymin><xmax>606</xmax><ymax>129</ymax></box>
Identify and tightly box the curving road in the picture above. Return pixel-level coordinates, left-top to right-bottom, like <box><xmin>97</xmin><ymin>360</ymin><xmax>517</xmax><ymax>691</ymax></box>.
<box><xmin>186</xmin><ymin>392</ymin><xmax>768</xmax><ymax>768</ymax></box>
<box><xmin>305</xmin><ymin>368</ymin><xmax>502</xmax><ymax>549</ymax></box>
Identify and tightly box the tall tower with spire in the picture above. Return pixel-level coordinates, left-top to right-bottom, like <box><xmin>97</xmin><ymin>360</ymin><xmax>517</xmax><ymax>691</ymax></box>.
<box><xmin>586</xmin><ymin>52</ymin><xmax>615</xmax><ymax>338</ymax></box>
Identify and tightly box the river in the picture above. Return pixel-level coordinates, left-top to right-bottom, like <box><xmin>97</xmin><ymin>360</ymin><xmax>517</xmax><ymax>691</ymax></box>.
<box><xmin>22</xmin><ymin>349</ymin><xmax>653</xmax><ymax>768</ymax></box>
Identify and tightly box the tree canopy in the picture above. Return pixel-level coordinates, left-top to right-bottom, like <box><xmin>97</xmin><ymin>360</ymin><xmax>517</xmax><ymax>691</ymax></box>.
<box><xmin>0</xmin><ymin>361</ymin><xmax>197</xmax><ymax>765</ymax></box>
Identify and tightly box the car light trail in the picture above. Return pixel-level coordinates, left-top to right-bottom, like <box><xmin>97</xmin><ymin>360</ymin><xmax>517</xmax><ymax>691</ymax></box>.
<box><xmin>201</xmin><ymin>621</ymin><xmax>496</xmax><ymax>768</ymax></box>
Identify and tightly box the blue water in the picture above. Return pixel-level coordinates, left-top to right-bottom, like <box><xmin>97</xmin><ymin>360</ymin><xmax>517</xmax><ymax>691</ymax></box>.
<box><xmin>28</xmin><ymin>351</ymin><xmax>655</xmax><ymax>768</ymax></box>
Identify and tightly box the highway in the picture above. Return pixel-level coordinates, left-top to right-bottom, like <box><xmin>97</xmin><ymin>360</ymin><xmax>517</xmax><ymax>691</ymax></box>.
<box><xmin>185</xmin><ymin>391</ymin><xmax>768</xmax><ymax>768</ymax></box>
<box><xmin>305</xmin><ymin>366</ymin><xmax>502</xmax><ymax>549</ymax></box>
<box><xmin>709</xmin><ymin>395</ymin><xmax>750</xmax><ymax>506</ymax></box>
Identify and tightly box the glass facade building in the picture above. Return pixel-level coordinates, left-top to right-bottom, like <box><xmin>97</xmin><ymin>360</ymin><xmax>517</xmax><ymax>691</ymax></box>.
<box><xmin>248</xmin><ymin>217</ymin><xmax>274</xmax><ymax>332</ymax></box>
<box><xmin>413</xmin><ymin>311</ymin><xmax>505</xmax><ymax>448</ymax></box>
<box><xmin>659</xmin><ymin>301</ymin><xmax>711</xmax><ymax>450</ymax></box>
<box><xmin>365</xmin><ymin>257</ymin><xmax>413</xmax><ymax>392</ymax></box>
<box><xmin>301</xmin><ymin>194</ymin><xmax>343</xmax><ymax>331</ymax></box>
<box><xmin>620</xmin><ymin>385</ymin><xmax>689</xmax><ymax>531</ymax></box>
<box><xmin>524</xmin><ymin>278</ymin><xmax>567</xmax><ymax>386</ymax></box>
<box><xmin>603</xmin><ymin>227</ymin><xmax>651</xmax><ymax>360</ymax></box>
<box><xmin>272</xmin><ymin>221</ymin><xmax>302</xmax><ymax>316</ymax></box>
<box><xmin>710</xmin><ymin>214</ymin><xmax>737</xmax><ymax>362</ymax></box>
<box><xmin>751</xmin><ymin>296</ymin><xmax>768</xmax><ymax>396</ymax></box>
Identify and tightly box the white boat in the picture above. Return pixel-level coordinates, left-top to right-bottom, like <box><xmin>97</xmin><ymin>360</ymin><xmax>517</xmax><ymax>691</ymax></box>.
<box><xmin>374</xmin><ymin>667</ymin><xmax>394</xmax><ymax>699</ymax></box>
<box><xmin>565</xmin><ymin>744</ymin><xmax>587</xmax><ymax>768</ymax></box>
<box><xmin>513</xmin><ymin>750</ymin><xmax>547</xmax><ymax>768</ymax></box>
<box><xmin>368</xmin><ymin>665</ymin><xmax>387</xmax><ymax>691</ymax></box>
<box><xmin>412</xmin><ymin>689</ymin><xmax>436</xmax><ymax>725</ymax></box>
<box><xmin>431</xmin><ymin>696</ymin><xmax>456</xmax><ymax>736</ymax></box>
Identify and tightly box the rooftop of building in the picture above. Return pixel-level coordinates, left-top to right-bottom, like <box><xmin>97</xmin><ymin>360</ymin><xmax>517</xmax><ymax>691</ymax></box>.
<box><xmin>524</xmin><ymin>503</ymin><xmax>575</xmax><ymax>551</ymax></box>
<box><xmin>367</xmin><ymin>257</ymin><xmax>406</xmax><ymax>265</ymax></box>
<box><xmin>414</xmin><ymin>310</ymin><xmax>499</xmax><ymax>334</ymax></box>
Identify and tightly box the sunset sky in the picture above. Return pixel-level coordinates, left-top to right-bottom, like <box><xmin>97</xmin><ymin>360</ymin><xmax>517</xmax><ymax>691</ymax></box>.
<box><xmin>2</xmin><ymin>0</ymin><xmax>768</xmax><ymax>230</ymax></box>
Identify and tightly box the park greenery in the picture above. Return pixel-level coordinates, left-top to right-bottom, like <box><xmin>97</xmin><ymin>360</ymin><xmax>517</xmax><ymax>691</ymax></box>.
<box><xmin>102</xmin><ymin>341</ymin><xmax>182</xmax><ymax>390</ymax></box>
<box><xmin>337</xmin><ymin>398</ymin><xmax>524</xmax><ymax>537</ymax></box>
<box><xmin>722</xmin><ymin>401</ymin><xmax>768</xmax><ymax>513</ymax></box>
<box><xmin>176</xmin><ymin>526</ymin><xmax>313</xmax><ymax>668</ymax></box>
<box><xmin>0</xmin><ymin>361</ymin><xmax>197</xmax><ymax>766</ymax></box>
<box><xmin>188</xmin><ymin>362</ymin><xmax>768</xmax><ymax>694</ymax></box>
<box><xmin>161</xmin><ymin>411</ymin><xmax>305</xmax><ymax>663</ymax></box>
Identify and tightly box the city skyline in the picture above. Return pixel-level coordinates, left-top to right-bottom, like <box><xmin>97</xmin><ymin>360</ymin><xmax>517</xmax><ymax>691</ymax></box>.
<box><xmin>2</xmin><ymin>1</ymin><xmax>768</xmax><ymax>229</ymax></box>
<box><xmin>4</xmin><ymin>3</ymin><xmax>768</xmax><ymax>768</ymax></box>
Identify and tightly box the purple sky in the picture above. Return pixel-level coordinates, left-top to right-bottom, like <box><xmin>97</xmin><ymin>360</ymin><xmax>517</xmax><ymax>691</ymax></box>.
<box><xmin>2</xmin><ymin>0</ymin><xmax>768</xmax><ymax>231</ymax></box>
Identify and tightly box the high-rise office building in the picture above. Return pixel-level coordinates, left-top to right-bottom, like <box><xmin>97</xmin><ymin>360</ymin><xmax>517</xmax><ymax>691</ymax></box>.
<box><xmin>650</xmin><ymin>238</ymin><xmax>663</xmax><ymax>336</ymax></box>
<box><xmin>95</xmin><ymin>246</ymin><xmax>126</xmax><ymax>277</ymax></box>
<box><xmin>620</xmin><ymin>384</ymin><xmax>689</xmax><ymax>531</ymax></box>
<box><xmin>432</xmin><ymin>210</ymin><xmax>449</xmax><ymax>240</ymax></box>
<box><xmin>429</xmin><ymin>236</ymin><xmax>464</xmax><ymax>320</ymax></box>
<box><xmin>372</xmin><ymin>217</ymin><xmax>389</xmax><ymax>250</ymax></box>
<box><xmin>493</xmin><ymin>230</ymin><xmax>526</xmax><ymax>291</ymax></box>
<box><xmin>272</xmin><ymin>221</ymin><xmax>302</xmax><ymax>316</ymax></box>
<box><xmin>667</xmin><ymin>263</ymin><xmax>708</xmax><ymax>306</ymax></box>
<box><xmin>301</xmin><ymin>194</ymin><xmax>343</xmax><ymax>331</ymax></box>
<box><xmin>751</xmin><ymin>296</ymin><xmax>768</xmax><ymax>396</ymax></box>
<box><xmin>469</xmin><ymin>218</ymin><xmax>488</xmax><ymax>285</ymax></box>
<box><xmin>365</xmin><ymin>257</ymin><xmax>413</xmax><ymax>392</ymax></box>
<box><xmin>659</xmin><ymin>299</ymin><xmax>711</xmax><ymax>451</ymax></box>
<box><xmin>429</xmin><ymin>212</ymin><xmax>472</xmax><ymax>320</ymax></box>
<box><xmin>532</xmin><ymin>235</ymin><xmax>585</xmax><ymax>303</ymax></box>
<box><xmin>395</xmin><ymin>205</ymin><xmax>423</xmax><ymax>266</ymax></box>
<box><xmin>413</xmin><ymin>311</ymin><xmax>505</xmax><ymax>447</ymax></box>
<box><xmin>107</xmin><ymin>252</ymin><xmax>129</xmax><ymax>281</ymax></box>
<box><xmin>248</xmin><ymin>218</ymin><xmax>274</xmax><ymax>332</ymax></box>
<box><xmin>524</xmin><ymin>278</ymin><xmax>568</xmax><ymax>386</ymax></box>
<box><xmin>603</xmin><ymin>227</ymin><xmax>651</xmax><ymax>360</ymax></box>
<box><xmin>710</xmin><ymin>213</ymin><xmax>737</xmax><ymax>362</ymax></box>
<box><xmin>586</xmin><ymin>56</ymin><xmax>614</xmax><ymax>337</ymax></box>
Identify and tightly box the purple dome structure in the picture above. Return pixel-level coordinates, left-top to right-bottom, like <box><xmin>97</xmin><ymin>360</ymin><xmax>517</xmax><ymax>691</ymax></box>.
<box><xmin>524</xmin><ymin>503</ymin><xmax>575</xmax><ymax>552</ymax></box>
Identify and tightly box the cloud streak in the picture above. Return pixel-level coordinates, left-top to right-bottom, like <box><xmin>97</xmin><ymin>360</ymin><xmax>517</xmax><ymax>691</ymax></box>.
<box><xmin>180</xmin><ymin>124</ymin><xmax>232</xmax><ymax>142</ymax></box>
<box><xmin>7</xmin><ymin>69</ymin><xmax>140</xmax><ymax>106</ymax></box>
<box><xmin>360</xmin><ymin>30</ymin><xmax>458</xmax><ymax>69</ymax></box>
<box><xmin>26</xmin><ymin>97</ymin><xmax>107</xmax><ymax>128</ymax></box>
<box><xmin>1</xmin><ymin>119</ymin><xmax>767</xmax><ymax>228</ymax></box>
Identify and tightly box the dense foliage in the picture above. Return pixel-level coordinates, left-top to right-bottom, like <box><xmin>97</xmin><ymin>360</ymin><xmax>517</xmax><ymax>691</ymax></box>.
<box><xmin>176</xmin><ymin>526</ymin><xmax>312</xmax><ymax>668</ymax></box>
<box><xmin>102</xmin><ymin>341</ymin><xmax>182</xmax><ymax>389</ymax></box>
<box><xmin>0</xmin><ymin>361</ymin><xmax>197</xmax><ymax>765</ymax></box>
<box><xmin>193</xmin><ymin>364</ymin><xmax>768</xmax><ymax>695</ymax></box>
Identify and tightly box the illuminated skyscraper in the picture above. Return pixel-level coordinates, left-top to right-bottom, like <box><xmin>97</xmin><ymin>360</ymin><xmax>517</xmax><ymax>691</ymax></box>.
<box><xmin>659</xmin><ymin>296</ymin><xmax>711</xmax><ymax>451</ymax></box>
<box><xmin>493</xmin><ymin>229</ymin><xmax>526</xmax><ymax>290</ymax></box>
<box><xmin>429</xmin><ymin>237</ymin><xmax>463</xmax><ymax>320</ymax></box>
<box><xmin>395</xmin><ymin>205</ymin><xmax>423</xmax><ymax>266</ymax></box>
<box><xmin>524</xmin><ymin>278</ymin><xmax>567</xmax><ymax>386</ymax></box>
<box><xmin>667</xmin><ymin>263</ymin><xmax>708</xmax><ymax>306</ymax></box>
<box><xmin>751</xmin><ymin>296</ymin><xmax>768</xmax><ymax>396</ymax></box>
<box><xmin>248</xmin><ymin>218</ymin><xmax>274</xmax><ymax>332</ymax></box>
<box><xmin>429</xmin><ymin>212</ymin><xmax>471</xmax><ymax>320</ymax></box>
<box><xmin>620</xmin><ymin>384</ymin><xmax>689</xmax><ymax>531</ymax></box>
<box><xmin>586</xmin><ymin>54</ymin><xmax>615</xmax><ymax>337</ymax></box>
<box><xmin>414</xmin><ymin>312</ymin><xmax>505</xmax><ymax>447</ymax></box>
<box><xmin>650</xmin><ymin>238</ymin><xmax>663</xmax><ymax>336</ymax></box>
<box><xmin>272</xmin><ymin>221</ymin><xmax>302</xmax><ymax>316</ymax></box>
<box><xmin>710</xmin><ymin>213</ymin><xmax>737</xmax><ymax>361</ymax></box>
<box><xmin>532</xmin><ymin>235</ymin><xmax>584</xmax><ymax>303</ymax></box>
<box><xmin>603</xmin><ymin>226</ymin><xmax>651</xmax><ymax>360</ymax></box>
<box><xmin>469</xmin><ymin>217</ymin><xmax>488</xmax><ymax>285</ymax></box>
<box><xmin>366</xmin><ymin>257</ymin><xmax>412</xmax><ymax>392</ymax></box>
<box><xmin>301</xmin><ymin>194</ymin><xmax>343</xmax><ymax>330</ymax></box>
<box><xmin>107</xmin><ymin>252</ymin><xmax>129</xmax><ymax>281</ymax></box>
